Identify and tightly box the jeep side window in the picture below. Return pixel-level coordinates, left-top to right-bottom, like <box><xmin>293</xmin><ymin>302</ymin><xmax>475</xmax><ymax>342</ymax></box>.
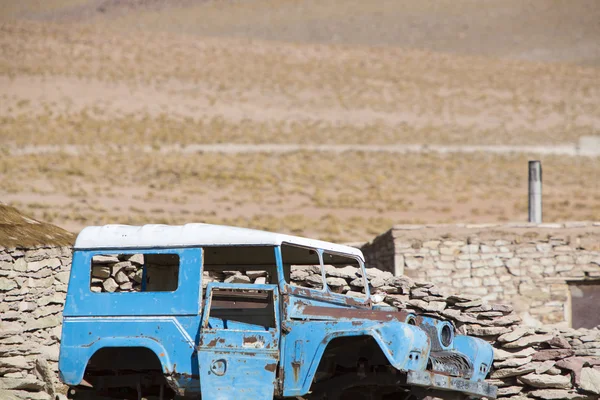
<box><xmin>90</xmin><ymin>253</ymin><xmax>179</xmax><ymax>293</ymax></box>
<box><xmin>281</xmin><ymin>243</ymin><xmax>324</xmax><ymax>290</ymax></box>
<box><xmin>321</xmin><ymin>251</ymin><xmax>367</xmax><ymax>299</ymax></box>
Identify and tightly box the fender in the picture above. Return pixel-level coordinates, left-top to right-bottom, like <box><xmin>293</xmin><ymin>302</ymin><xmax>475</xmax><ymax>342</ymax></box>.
<box><xmin>58</xmin><ymin>316</ymin><xmax>198</xmax><ymax>386</ymax></box>
<box><xmin>59</xmin><ymin>337</ymin><xmax>172</xmax><ymax>385</ymax></box>
<box><xmin>453</xmin><ymin>335</ymin><xmax>494</xmax><ymax>382</ymax></box>
<box><xmin>281</xmin><ymin>319</ymin><xmax>431</xmax><ymax>396</ymax></box>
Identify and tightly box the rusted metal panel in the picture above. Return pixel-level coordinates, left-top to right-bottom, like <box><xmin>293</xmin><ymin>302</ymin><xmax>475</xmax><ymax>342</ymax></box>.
<box><xmin>406</xmin><ymin>370</ymin><xmax>498</xmax><ymax>398</ymax></box>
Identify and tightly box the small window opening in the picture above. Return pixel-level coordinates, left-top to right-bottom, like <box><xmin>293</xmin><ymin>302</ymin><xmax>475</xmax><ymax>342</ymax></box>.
<box><xmin>322</xmin><ymin>252</ymin><xmax>365</xmax><ymax>299</ymax></box>
<box><xmin>282</xmin><ymin>244</ymin><xmax>324</xmax><ymax>290</ymax></box>
<box><xmin>90</xmin><ymin>253</ymin><xmax>179</xmax><ymax>293</ymax></box>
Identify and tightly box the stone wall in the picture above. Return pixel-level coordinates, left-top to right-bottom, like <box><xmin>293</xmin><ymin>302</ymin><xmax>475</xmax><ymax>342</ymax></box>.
<box><xmin>0</xmin><ymin>245</ymin><xmax>72</xmax><ymax>400</ymax></box>
<box><xmin>361</xmin><ymin>222</ymin><xmax>600</xmax><ymax>326</ymax></box>
<box><xmin>1</xmin><ymin>245</ymin><xmax>600</xmax><ymax>399</ymax></box>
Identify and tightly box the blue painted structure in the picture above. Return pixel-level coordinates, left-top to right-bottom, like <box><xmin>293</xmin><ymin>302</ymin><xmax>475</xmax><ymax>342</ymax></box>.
<box><xmin>59</xmin><ymin>224</ymin><xmax>497</xmax><ymax>399</ymax></box>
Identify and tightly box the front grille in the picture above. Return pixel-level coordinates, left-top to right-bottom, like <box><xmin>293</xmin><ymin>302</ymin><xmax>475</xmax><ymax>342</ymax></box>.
<box><xmin>429</xmin><ymin>351</ymin><xmax>473</xmax><ymax>379</ymax></box>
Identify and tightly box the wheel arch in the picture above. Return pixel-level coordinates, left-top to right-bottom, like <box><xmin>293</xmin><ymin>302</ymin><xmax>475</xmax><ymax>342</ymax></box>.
<box><xmin>60</xmin><ymin>337</ymin><xmax>173</xmax><ymax>386</ymax></box>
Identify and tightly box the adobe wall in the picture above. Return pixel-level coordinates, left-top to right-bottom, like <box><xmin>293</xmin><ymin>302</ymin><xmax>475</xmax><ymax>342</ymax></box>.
<box><xmin>361</xmin><ymin>222</ymin><xmax>600</xmax><ymax>326</ymax></box>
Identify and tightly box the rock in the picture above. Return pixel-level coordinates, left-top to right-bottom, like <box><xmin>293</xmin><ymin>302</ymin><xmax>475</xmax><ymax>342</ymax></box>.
<box><xmin>454</xmin><ymin>299</ymin><xmax>483</xmax><ymax>308</ymax></box>
<box><xmin>254</xmin><ymin>277</ymin><xmax>267</xmax><ymax>284</ymax></box>
<box><xmin>410</xmin><ymin>289</ymin><xmax>429</xmax><ymax>298</ymax></box>
<box><xmin>39</xmin><ymin>346</ymin><xmax>59</xmax><ymax>362</ymax></box>
<box><xmin>517</xmin><ymin>373</ymin><xmax>571</xmax><ymax>389</ymax></box>
<box><xmin>407</xmin><ymin>299</ymin><xmax>446</xmax><ymax>313</ymax></box>
<box><xmin>446</xmin><ymin>294</ymin><xmax>481</xmax><ymax>303</ymax></box>
<box><xmin>127</xmin><ymin>253</ymin><xmax>144</xmax><ymax>265</ymax></box>
<box><xmin>290</xmin><ymin>269</ymin><xmax>309</xmax><ymax>281</ymax></box>
<box><xmin>494</xmin><ymin>356</ymin><xmax>533</xmax><ymax>368</ymax></box>
<box><xmin>12</xmin><ymin>258</ymin><xmax>26</xmax><ymax>272</ymax></box>
<box><xmin>325</xmin><ymin>265</ymin><xmax>358</xmax><ymax>280</ymax></box>
<box><xmin>529</xmin><ymin>389</ymin><xmax>593</xmax><ymax>400</ymax></box>
<box><xmin>0</xmin><ymin>390</ymin><xmax>22</xmax><ymax>400</ymax></box>
<box><xmin>92</xmin><ymin>255</ymin><xmax>120</xmax><ymax>264</ymax></box>
<box><xmin>246</xmin><ymin>270</ymin><xmax>267</xmax><ymax>279</ymax></box>
<box><xmin>390</xmin><ymin>275</ymin><xmax>414</xmax><ymax>291</ymax></box>
<box><xmin>490</xmin><ymin>364</ymin><xmax>536</xmax><ymax>379</ymax></box>
<box><xmin>535</xmin><ymin>360</ymin><xmax>556</xmax><ymax>374</ymax></box>
<box><xmin>91</xmin><ymin>266</ymin><xmax>111</xmax><ymax>279</ymax></box>
<box><xmin>532</xmin><ymin>349</ymin><xmax>575</xmax><ymax>361</ymax></box>
<box><xmin>492</xmin><ymin>303</ymin><xmax>514</xmax><ymax>313</ymax></box>
<box><xmin>0</xmin><ymin>376</ymin><xmax>45</xmax><ymax>390</ymax></box>
<box><xmin>326</xmin><ymin>277</ymin><xmax>347</xmax><ymax>287</ymax></box>
<box><xmin>224</xmin><ymin>275</ymin><xmax>251</xmax><ymax>284</ymax></box>
<box><xmin>28</xmin><ymin>258</ymin><xmax>61</xmax><ymax>272</ymax></box>
<box><xmin>23</xmin><ymin>316</ymin><xmax>61</xmax><ymax>332</ymax></box>
<box><xmin>498</xmin><ymin>327</ymin><xmax>532</xmax><ymax>343</ymax></box>
<box><xmin>38</xmin><ymin>293</ymin><xmax>64</xmax><ymax>306</ymax></box>
<box><xmin>555</xmin><ymin>357</ymin><xmax>600</xmax><ymax>385</ymax></box>
<box><xmin>0</xmin><ymin>356</ymin><xmax>29</xmax><ymax>369</ymax></box>
<box><xmin>102</xmin><ymin>277</ymin><xmax>119</xmax><ymax>292</ymax></box>
<box><xmin>3</xmin><ymin>390</ymin><xmax>52</xmax><ymax>399</ymax></box>
<box><xmin>0</xmin><ymin>277</ymin><xmax>17</xmax><ymax>291</ymax></box>
<box><xmin>497</xmin><ymin>386</ymin><xmax>523</xmax><ymax>396</ymax></box>
<box><xmin>369</xmin><ymin>277</ymin><xmax>387</xmax><ymax>288</ymax></box>
<box><xmin>365</xmin><ymin>268</ymin><xmax>393</xmax><ymax>281</ymax></box>
<box><xmin>305</xmin><ymin>275</ymin><xmax>324</xmax><ymax>287</ymax></box>
<box><xmin>494</xmin><ymin>347</ymin><xmax>537</xmax><ymax>361</ymax></box>
<box><xmin>0</xmin><ymin>335</ymin><xmax>25</xmax><ymax>345</ymax></box>
<box><xmin>545</xmin><ymin>367</ymin><xmax>562</xmax><ymax>375</ymax></box>
<box><xmin>119</xmin><ymin>282</ymin><xmax>133</xmax><ymax>291</ymax></box>
<box><xmin>54</xmin><ymin>271</ymin><xmax>70</xmax><ymax>284</ymax></box>
<box><xmin>349</xmin><ymin>277</ymin><xmax>365</xmax><ymax>288</ymax></box>
<box><xmin>114</xmin><ymin>269</ymin><xmax>129</xmax><ymax>284</ymax></box>
<box><xmin>466</xmin><ymin>325</ymin><xmax>511</xmax><ymax>336</ymax></box>
<box><xmin>35</xmin><ymin>356</ymin><xmax>55</xmax><ymax>397</ymax></box>
<box><xmin>476</xmin><ymin>311</ymin><xmax>504</xmax><ymax>318</ymax></box>
<box><xmin>579</xmin><ymin>367</ymin><xmax>600</xmax><ymax>394</ymax></box>
<box><xmin>131</xmin><ymin>269</ymin><xmax>143</xmax><ymax>283</ymax></box>
<box><xmin>502</xmin><ymin>334</ymin><xmax>554</xmax><ymax>349</ymax></box>
<box><xmin>548</xmin><ymin>336</ymin><xmax>572</xmax><ymax>349</ymax></box>
<box><xmin>345</xmin><ymin>290</ymin><xmax>365</xmax><ymax>298</ymax></box>
<box><xmin>378</xmin><ymin>285</ymin><xmax>399</xmax><ymax>294</ymax></box>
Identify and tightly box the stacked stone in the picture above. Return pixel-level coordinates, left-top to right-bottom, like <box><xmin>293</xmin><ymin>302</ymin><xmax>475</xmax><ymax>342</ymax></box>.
<box><xmin>362</xmin><ymin>223</ymin><xmax>600</xmax><ymax>326</ymax></box>
<box><xmin>488</xmin><ymin>326</ymin><xmax>600</xmax><ymax>399</ymax></box>
<box><xmin>91</xmin><ymin>254</ymin><xmax>144</xmax><ymax>293</ymax></box>
<box><xmin>0</xmin><ymin>245</ymin><xmax>72</xmax><ymax>400</ymax></box>
<box><xmin>202</xmin><ymin>270</ymin><xmax>270</xmax><ymax>287</ymax></box>
<box><xmin>373</xmin><ymin>274</ymin><xmax>600</xmax><ymax>399</ymax></box>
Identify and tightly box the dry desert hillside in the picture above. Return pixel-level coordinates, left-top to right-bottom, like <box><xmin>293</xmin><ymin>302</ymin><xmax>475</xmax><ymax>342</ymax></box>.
<box><xmin>1</xmin><ymin>0</ymin><xmax>599</xmax><ymax>241</ymax></box>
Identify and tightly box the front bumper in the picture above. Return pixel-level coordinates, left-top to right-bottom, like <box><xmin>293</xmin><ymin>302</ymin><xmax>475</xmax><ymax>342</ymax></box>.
<box><xmin>407</xmin><ymin>370</ymin><xmax>497</xmax><ymax>399</ymax></box>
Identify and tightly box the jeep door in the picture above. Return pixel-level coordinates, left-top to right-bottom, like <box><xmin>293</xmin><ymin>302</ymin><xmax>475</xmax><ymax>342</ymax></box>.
<box><xmin>197</xmin><ymin>282</ymin><xmax>280</xmax><ymax>400</ymax></box>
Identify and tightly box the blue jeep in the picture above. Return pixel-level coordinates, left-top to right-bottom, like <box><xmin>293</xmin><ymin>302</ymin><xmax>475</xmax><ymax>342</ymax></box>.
<box><xmin>59</xmin><ymin>224</ymin><xmax>496</xmax><ymax>400</ymax></box>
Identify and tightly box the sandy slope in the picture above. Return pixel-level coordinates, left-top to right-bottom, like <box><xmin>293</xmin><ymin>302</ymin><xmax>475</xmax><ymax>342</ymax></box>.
<box><xmin>0</xmin><ymin>3</ymin><xmax>599</xmax><ymax>240</ymax></box>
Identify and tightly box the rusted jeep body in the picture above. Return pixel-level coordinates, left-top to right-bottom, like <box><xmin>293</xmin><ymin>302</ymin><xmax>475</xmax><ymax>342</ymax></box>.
<box><xmin>59</xmin><ymin>224</ymin><xmax>496</xmax><ymax>399</ymax></box>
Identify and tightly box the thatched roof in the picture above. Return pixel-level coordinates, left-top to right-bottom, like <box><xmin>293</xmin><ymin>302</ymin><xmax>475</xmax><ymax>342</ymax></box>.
<box><xmin>0</xmin><ymin>204</ymin><xmax>75</xmax><ymax>248</ymax></box>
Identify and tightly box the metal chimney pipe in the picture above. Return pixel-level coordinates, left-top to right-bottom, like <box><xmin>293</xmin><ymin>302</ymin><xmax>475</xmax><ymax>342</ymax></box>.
<box><xmin>528</xmin><ymin>161</ymin><xmax>542</xmax><ymax>223</ymax></box>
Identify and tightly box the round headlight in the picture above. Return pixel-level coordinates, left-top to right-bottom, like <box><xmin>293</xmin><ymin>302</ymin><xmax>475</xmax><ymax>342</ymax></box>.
<box><xmin>440</xmin><ymin>323</ymin><xmax>453</xmax><ymax>348</ymax></box>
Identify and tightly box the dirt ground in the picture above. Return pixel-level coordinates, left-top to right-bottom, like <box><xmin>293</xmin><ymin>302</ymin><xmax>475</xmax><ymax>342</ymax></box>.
<box><xmin>1</xmin><ymin>1</ymin><xmax>599</xmax><ymax>242</ymax></box>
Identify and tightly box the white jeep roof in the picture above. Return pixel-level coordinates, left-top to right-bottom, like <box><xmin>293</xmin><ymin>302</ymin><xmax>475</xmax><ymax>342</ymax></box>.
<box><xmin>74</xmin><ymin>223</ymin><xmax>364</xmax><ymax>260</ymax></box>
